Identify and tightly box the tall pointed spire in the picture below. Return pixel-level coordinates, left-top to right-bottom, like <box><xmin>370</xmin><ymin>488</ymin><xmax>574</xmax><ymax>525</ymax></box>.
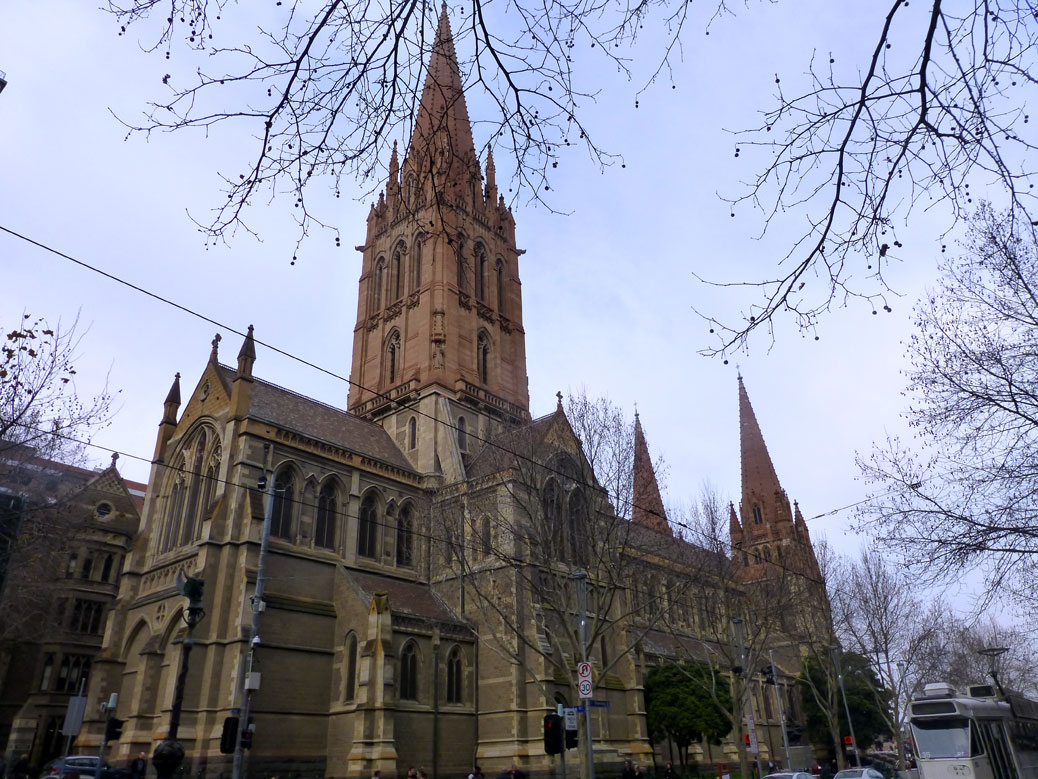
<box><xmin>407</xmin><ymin>4</ymin><xmax>479</xmax><ymax>191</ymax></box>
<box><xmin>632</xmin><ymin>412</ymin><xmax>671</xmax><ymax>536</ymax></box>
<box><xmin>739</xmin><ymin>375</ymin><xmax>783</xmax><ymax>504</ymax></box>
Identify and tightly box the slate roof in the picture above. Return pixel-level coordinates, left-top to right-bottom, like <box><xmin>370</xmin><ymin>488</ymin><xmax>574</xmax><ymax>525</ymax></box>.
<box><xmin>217</xmin><ymin>365</ymin><xmax>416</xmax><ymax>473</ymax></box>
<box><xmin>349</xmin><ymin>570</ymin><xmax>461</xmax><ymax>623</ymax></box>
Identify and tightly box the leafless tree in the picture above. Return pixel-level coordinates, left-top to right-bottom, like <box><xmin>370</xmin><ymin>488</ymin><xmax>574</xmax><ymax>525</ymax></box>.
<box><xmin>102</xmin><ymin>0</ymin><xmax>697</xmax><ymax>245</ymax></box>
<box><xmin>920</xmin><ymin>615</ymin><xmax>1038</xmax><ymax>697</ymax></box>
<box><xmin>857</xmin><ymin>203</ymin><xmax>1038</xmax><ymax>611</ymax></box>
<box><xmin>832</xmin><ymin>549</ymin><xmax>944</xmax><ymax>768</ymax></box>
<box><xmin>699</xmin><ymin>1</ymin><xmax>1038</xmax><ymax>352</ymax></box>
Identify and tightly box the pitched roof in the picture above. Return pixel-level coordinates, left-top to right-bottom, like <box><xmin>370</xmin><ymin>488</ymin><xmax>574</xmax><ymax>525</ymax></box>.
<box><xmin>349</xmin><ymin>569</ymin><xmax>461</xmax><ymax>623</ymax></box>
<box><xmin>217</xmin><ymin>365</ymin><xmax>416</xmax><ymax>473</ymax></box>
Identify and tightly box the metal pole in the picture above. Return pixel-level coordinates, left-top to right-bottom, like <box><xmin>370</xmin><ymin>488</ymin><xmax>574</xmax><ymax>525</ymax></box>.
<box><xmin>231</xmin><ymin>451</ymin><xmax>276</xmax><ymax>779</ymax></box>
<box><xmin>558</xmin><ymin>703</ymin><xmax>568</xmax><ymax>779</ymax></box>
<box><xmin>575</xmin><ymin>572</ymin><xmax>595</xmax><ymax>779</ymax></box>
<box><xmin>769</xmin><ymin>651</ymin><xmax>791</xmax><ymax>769</ymax></box>
<box><xmin>831</xmin><ymin>646</ymin><xmax>860</xmax><ymax>767</ymax></box>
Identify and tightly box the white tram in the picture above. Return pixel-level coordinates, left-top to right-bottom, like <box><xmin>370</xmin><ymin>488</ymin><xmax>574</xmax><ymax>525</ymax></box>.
<box><xmin>909</xmin><ymin>683</ymin><xmax>1038</xmax><ymax>779</ymax></box>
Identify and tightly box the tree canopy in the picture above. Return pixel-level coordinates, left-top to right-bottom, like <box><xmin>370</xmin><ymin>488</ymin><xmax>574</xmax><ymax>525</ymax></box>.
<box><xmin>645</xmin><ymin>662</ymin><xmax>732</xmax><ymax>766</ymax></box>
<box><xmin>800</xmin><ymin>652</ymin><xmax>891</xmax><ymax>754</ymax></box>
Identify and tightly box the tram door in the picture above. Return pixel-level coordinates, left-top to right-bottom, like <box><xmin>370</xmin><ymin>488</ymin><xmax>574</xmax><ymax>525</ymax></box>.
<box><xmin>978</xmin><ymin>720</ymin><xmax>1018</xmax><ymax>779</ymax></box>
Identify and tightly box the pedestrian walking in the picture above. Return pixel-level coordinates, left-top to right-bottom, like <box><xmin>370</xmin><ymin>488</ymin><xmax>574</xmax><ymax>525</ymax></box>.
<box><xmin>663</xmin><ymin>762</ymin><xmax>680</xmax><ymax>779</ymax></box>
<box><xmin>129</xmin><ymin>752</ymin><xmax>148</xmax><ymax>779</ymax></box>
<box><xmin>469</xmin><ymin>765</ymin><xmax>485</xmax><ymax>779</ymax></box>
<box><xmin>622</xmin><ymin>761</ymin><xmax>637</xmax><ymax>779</ymax></box>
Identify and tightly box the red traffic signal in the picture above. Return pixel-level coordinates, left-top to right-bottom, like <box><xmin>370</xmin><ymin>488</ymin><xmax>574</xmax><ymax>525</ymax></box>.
<box><xmin>844</xmin><ymin>736</ymin><xmax>853</xmax><ymax>745</ymax></box>
<box><xmin>544</xmin><ymin>714</ymin><xmax>564</xmax><ymax>755</ymax></box>
<box><xmin>744</xmin><ymin>733</ymin><xmax>751</xmax><ymax>745</ymax></box>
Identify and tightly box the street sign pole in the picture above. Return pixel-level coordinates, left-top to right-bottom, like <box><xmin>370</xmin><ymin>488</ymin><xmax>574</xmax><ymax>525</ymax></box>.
<box><xmin>558</xmin><ymin>704</ymin><xmax>567</xmax><ymax>779</ymax></box>
<box><xmin>575</xmin><ymin>572</ymin><xmax>595</xmax><ymax>779</ymax></box>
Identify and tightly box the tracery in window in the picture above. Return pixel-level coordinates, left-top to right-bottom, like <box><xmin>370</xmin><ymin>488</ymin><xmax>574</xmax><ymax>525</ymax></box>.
<box><xmin>271</xmin><ymin>468</ymin><xmax>295</xmax><ymax>540</ymax></box>
<box><xmin>542</xmin><ymin>479</ymin><xmax>564</xmax><ymax>553</ymax></box>
<box><xmin>358</xmin><ymin>494</ymin><xmax>379</xmax><ymax>559</ymax></box>
<box><xmin>446</xmin><ymin>646</ymin><xmax>463</xmax><ymax>703</ymax></box>
<box><xmin>396</xmin><ymin>505</ymin><xmax>414</xmax><ymax>568</ymax></box>
<box><xmin>315</xmin><ymin>484</ymin><xmax>337</xmax><ymax>550</ymax></box>
<box><xmin>567</xmin><ymin>489</ymin><xmax>588</xmax><ymax>566</ymax></box>
<box><xmin>400</xmin><ymin>642</ymin><xmax>418</xmax><ymax>700</ymax></box>
<box><xmin>159</xmin><ymin>427</ymin><xmax>220</xmax><ymax>553</ymax></box>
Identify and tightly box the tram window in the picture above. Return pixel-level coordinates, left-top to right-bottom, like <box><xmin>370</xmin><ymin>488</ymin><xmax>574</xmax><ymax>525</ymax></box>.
<box><xmin>912</xmin><ymin>718</ymin><xmax>973</xmax><ymax>758</ymax></box>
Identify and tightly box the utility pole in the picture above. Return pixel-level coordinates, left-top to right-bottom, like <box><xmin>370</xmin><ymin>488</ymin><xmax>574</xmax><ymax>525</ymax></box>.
<box><xmin>574</xmin><ymin>571</ymin><xmax>595</xmax><ymax>779</ymax></box>
<box><xmin>831</xmin><ymin>646</ymin><xmax>860</xmax><ymax>767</ymax></box>
<box><xmin>231</xmin><ymin>447</ymin><xmax>275</xmax><ymax>779</ymax></box>
<box><xmin>769</xmin><ymin>651</ymin><xmax>792</xmax><ymax>769</ymax></box>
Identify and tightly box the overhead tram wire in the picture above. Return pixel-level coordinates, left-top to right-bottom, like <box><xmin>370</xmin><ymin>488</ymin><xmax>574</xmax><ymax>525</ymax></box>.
<box><xmin>1</xmin><ymin>222</ymin><xmax>899</xmax><ymax>545</ymax></box>
<box><xmin>10</xmin><ymin>416</ymin><xmax>888</xmax><ymax>606</ymax></box>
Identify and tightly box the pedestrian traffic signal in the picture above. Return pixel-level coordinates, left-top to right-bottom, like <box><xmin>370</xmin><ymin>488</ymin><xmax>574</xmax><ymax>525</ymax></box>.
<box><xmin>844</xmin><ymin>736</ymin><xmax>853</xmax><ymax>745</ymax></box>
<box><xmin>220</xmin><ymin>716</ymin><xmax>240</xmax><ymax>755</ymax></box>
<box><xmin>543</xmin><ymin>714</ymin><xmax>564</xmax><ymax>755</ymax></box>
<box><xmin>105</xmin><ymin>717</ymin><xmax>124</xmax><ymax>741</ymax></box>
<box><xmin>565</xmin><ymin>726</ymin><xmax>578</xmax><ymax>750</ymax></box>
<box><xmin>744</xmin><ymin>733</ymin><xmax>751</xmax><ymax>745</ymax></box>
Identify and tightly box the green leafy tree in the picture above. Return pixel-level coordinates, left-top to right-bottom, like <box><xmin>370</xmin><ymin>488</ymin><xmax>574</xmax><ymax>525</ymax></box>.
<box><xmin>646</xmin><ymin>663</ymin><xmax>732</xmax><ymax>769</ymax></box>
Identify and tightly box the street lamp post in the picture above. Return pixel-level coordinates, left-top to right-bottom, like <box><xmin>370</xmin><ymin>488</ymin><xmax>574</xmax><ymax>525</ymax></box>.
<box><xmin>152</xmin><ymin>573</ymin><xmax>206</xmax><ymax>779</ymax></box>
<box><xmin>830</xmin><ymin>645</ymin><xmax>860</xmax><ymax>768</ymax></box>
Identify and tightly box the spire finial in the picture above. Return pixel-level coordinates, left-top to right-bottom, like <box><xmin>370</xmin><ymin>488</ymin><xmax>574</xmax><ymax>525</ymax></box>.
<box><xmin>556</xmin><ymin>391</ymin><xmax>563</xmax><ymax>408</ymax></box>
<box><xmin>110</xmin><ymin>451</ymin><xmax>119</xmax><ymax>467</ymax></box>
<box><xmin>211</xmin><ymin>333</ymin><xmax>222</xmax><ymax>360</ymax></box>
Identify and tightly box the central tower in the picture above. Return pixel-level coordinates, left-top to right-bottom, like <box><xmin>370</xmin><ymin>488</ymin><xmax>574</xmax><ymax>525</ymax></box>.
<box><xmin>347</xmin><ymin>6</ymin><xmax>531</xmax><ymax>479</ymax></box>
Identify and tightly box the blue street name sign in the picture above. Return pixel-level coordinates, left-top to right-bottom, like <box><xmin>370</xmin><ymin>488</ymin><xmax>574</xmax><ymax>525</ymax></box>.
<box><xmin>589</xmin><ymin>700</ymin><xmax>610</xmax><ymax>708</ymax></box>
<box><xmin>574</xmin><ymin>705</ymin><xmax>586</xmax><ymax>713</ymax></box>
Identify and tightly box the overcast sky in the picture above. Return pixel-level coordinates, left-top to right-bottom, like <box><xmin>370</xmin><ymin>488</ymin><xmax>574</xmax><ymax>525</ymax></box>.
<box><xmin>1</xmin><ymin>1</ymin><xmax>975</xmax><ymax>594</ymax></box>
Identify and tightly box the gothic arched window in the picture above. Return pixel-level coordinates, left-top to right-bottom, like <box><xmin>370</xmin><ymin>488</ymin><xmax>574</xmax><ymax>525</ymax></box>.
<box><xmin>100</xmin><ymin>555</ymin><xmax>114</xmax><ymax>582</ymax></box>
<box><xmin>475</xmin><ymin>244</ymin><xmax>488</xmax><ymax>301</ymax></box>
<box><xmin>479</xmin><ymin>516</ymin><xmax>492</xmax><ymax>559</ymax></box>
<box><xmin>405</xmin><ymin>175</ymin><xmax>418</xmax><ymax>208</ymax></box>
<box><xmin>477</xmin><ymin>332</ymin><xmax>490</xmax><ymax>384</ymax></box>
<box><xmin>396</xmin><ymin>506</ymin><xmax>414</xmax><ymax>568</ymax></box>
<box><xmin>411</xmin><ymin>238</ymin><xmax>422</xmax><ymax>290</ymax></box>
<box><xmin>495</xmin><ymin>259</ymin><xmax>505</xmax><ymax>313</ymax></box>
<box><xmin>568</xmin><ymin>489</ymin><xmax>588</xmax><ymax>566</ymax></box>
<box><xmin>752</xmin><ymin>504</ymin><xmax>763</xmax><ymax>525</ymax></box>
<box><xmin>446</xmin><ymin>647</ymin><xmax>463</xmax><ymax>704</ymax></box>
<box><xmin>542</xmin><ymin>480</ymin><xmax>564</xmax><ymax>554</ymax></box>
<box><xmin>456</xmin><ymin>237</ymin><xmax>467</xmax><ymax>292</ymax></box>
<box><xmin>374</xmin><ymin>258</ymin><xmax>385</xmax><ymax>310</ymax></box>
<box><xmin>408</xmin><ymin>417</ymin><xmax>417</xmax><ymax>450</ymax></box>
<box><xmin>345</xmin><ymin>634</ymin><xmax>358</xmax><ymax>701</ymax></box>
<box><xmin>357</xmin><ymin>494</ymin><xmax>379</xmax><ymax>559</ymax></box>
<box><xmin>456</xmin><ymin>416</ymin><xmax>468</xmax><ymax>452</ymax></box>
<box><xmin>271</xmin><ymin>468</ymin><xmax>295</xmax><ymax>540</ymax></box>
<box><xmin>392</xmin><ymin>242</ymin><xmax>405</xmax><ymax>300</ymax></box>
<box><xmin>400</xmin><ymin>642</ymin><xmax>418</xmax><ymax>700</ymax></box>
<box><xmin>315</xmin><ymin>484</ymin><xmax>337</xmax><ymax>550</ymax></box>
<box><xmin>386</xmin><ymin>330</ymin><xmax>401</xmax><ymax>386</ymax></box>
<box><xmin>763</xmin><ymin>546</ymin><xmax>772</xmax><ymax>562</ymax></box>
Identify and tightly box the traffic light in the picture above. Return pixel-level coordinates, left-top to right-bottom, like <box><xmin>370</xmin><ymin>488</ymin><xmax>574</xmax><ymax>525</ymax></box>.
<box><xmin>543</xmin><ymin>714</ymin><xmax>563</xmax><ymax>755</ymax></box>
<box><xmin>565</xmin><ymin>726</ymin><xmax>578</xmax><ymax>750</ymax></box>
<box><xmin>220</xmin><ymin>716</ymin><xmax>240</xmax><ymax>755</ymax></box>
<box><xmin>241</xmin><ymin>718</ymin><xmax>255</xmax><ymax>750</ymax></box>
<box><xmin>844</xmin><ymin>736</ymin><xmax>854</xmax><ymax>745</ymax></box>
<box><xmin>744</xmin><ymin>733</ymin><xmax>751</xmax><ymax>745</ymax></box>
<box><xmin>105</xmin><ymin>717</ymin><xmax>124</xmax><ymax>741</ymax></box>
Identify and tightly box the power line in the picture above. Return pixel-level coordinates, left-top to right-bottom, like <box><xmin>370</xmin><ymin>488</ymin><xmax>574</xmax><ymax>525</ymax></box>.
<box><xmin>1</xmin><ymin>222</ymin><xmax>882</xmax><ymax>539</ymax></box>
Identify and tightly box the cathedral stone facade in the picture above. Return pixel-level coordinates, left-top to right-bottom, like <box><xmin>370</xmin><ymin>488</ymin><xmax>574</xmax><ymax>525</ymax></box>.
<box><xmin>68</xmin><ymin>9</ymin><xmax>827</xmax><ymax>779</ymax></box>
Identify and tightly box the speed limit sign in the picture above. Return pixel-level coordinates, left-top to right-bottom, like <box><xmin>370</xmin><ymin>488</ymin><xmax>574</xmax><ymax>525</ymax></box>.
<box><xmin>577</xmin><ymin>662</ymin><xmax>593</xmax><ymax>699</ymax></box>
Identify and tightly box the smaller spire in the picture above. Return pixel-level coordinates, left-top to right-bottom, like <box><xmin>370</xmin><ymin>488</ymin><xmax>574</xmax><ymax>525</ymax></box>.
<box><xmin>485</xmin><ymin>148</ymin><xmax>497</xmax><ymax>203</ymax></box>
<box><xmin>165</xmin><ymin>372</ymin><xmax>182</xmax><ymax>407</ymax></box>
<box><xmin>210</xmin><ymin>333</ymin><xmax>222</xmax><ymax>362</ymax></box>
<box><xmin>237</xmin><ymin>325</ymin><xmax>256</xmax><ymax>378</ymax></box>
<box><xmin>729</xmin><ymin>502</ymin><xmax>742</xmax><ymax>540</ymax></box>
<box><xmin>632</xmin><ymin>413</ymin><xmax>671</xmax><ymax>536</ymax></box>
